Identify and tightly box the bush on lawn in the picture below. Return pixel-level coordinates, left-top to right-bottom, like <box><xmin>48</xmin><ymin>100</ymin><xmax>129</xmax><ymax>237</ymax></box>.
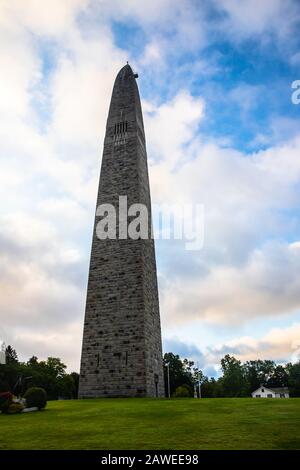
<box><xmin>24</xmin><ymin>387</ymin><xmax>47</xmax><ymax>410</ymax></box>
<box><xmin>0</xmin><ymin>391</ymin><xmax>13</xmax><ymax>413</ymax></box>
<box><xmin>174</xmin><ymin>384</ymin><xmax>192</xmax><ymax>397</ymax></box>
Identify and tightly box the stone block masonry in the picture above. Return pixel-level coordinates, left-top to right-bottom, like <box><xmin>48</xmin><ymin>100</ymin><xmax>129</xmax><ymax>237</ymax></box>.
<box><xmin>78</xmin><ymin>64</ymin><xmax>165</xmax><ymax>398</ymax></box>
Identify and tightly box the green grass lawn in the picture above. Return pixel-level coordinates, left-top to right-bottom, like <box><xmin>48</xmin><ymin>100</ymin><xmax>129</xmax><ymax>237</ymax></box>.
<box><xmin>1</xmin><ymin>398</ymin><xmax>300</xmax><ymax>450</ymax></box>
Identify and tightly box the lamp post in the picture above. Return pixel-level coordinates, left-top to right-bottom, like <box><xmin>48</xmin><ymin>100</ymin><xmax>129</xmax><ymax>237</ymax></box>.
<box><xmin>198</xmin><ymin>373</ymin><xmax>201</xmax><ymax>399</ymax></box>
<box><xmin>194</xmin><ymin>362</ymin><xmax>202</xmax><ymax>398</ymax></box>
<box><xmin>0</xmin><ymin>342</ymin><xmax>5</xmax><ymax>365</ymax></box>
<box><xmin>197</xmin><ymin>362</ymin><xmax>202</xmax><ymax>398</ymax></box>
<box><xmin>13</xmin><ymin>375</ymin><xmax>33</xmax><ymax>398</ymax></box>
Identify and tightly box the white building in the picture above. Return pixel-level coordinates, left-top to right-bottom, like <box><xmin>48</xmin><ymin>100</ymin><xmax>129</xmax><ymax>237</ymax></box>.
<box><xmin>252</xmin><ymin>386</ymin><xmax>289</xmax><ymax>398</ymax></box>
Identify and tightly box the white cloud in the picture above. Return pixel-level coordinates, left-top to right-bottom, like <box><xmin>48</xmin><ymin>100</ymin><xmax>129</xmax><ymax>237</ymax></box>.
<box><xmin>144</xmin><ymin>93</ymin><xmax>300</xmax><ymax>328</ymax></box>
<box><xmin>11</xmin><ymin>322</ymin><xmax>83</xmax><ymax>372</ymax></box>
<box><xmin>101</xmin><ymin>0</ymin><xmax>207</xmax><ymax>48</ymax></box>
<box><xmin>290</xmin><ymin>51</ymin><xmax>300</xmax><ymax>65</ymax></box>
<box><xmin>215</xmin><ymin>0</ymin><xmax>300</xmax><ymax>40</ymax></box>
<box><xmin>165</xmin><ymin>322</ymin><xmax>300</xmax><ymax>373</ymax></box>
<box><xmin>144</xmin><ymin>91</ymin><xmax>205</xmax><ymax>168</ymax></box>
<box><xmin>0</xmin><ymin>0</ymin><xmax>88</xmax><ymax>37</ymax></box>
<box><xmin>161</xmin><ymin>241</ymin><xmax>300</xmax><ymax>327</ymax></box>
<box><xmin>206</xmin><ymin>322</ymin><xmax>300</xmax><ymax>364</ymax></box>
<box><xmin>228</xmin><ymin>83</ymin><xmax>262</xmax><ymax>114</ymax></box>
<box><xmin>139</xmin><ymin>40</ymin><xmax>164</xmax><ymax>66</ymax></box>
<box><xmin>0</xmin><ymin>211</ymin><xmax>86</xmax><ymax>370</ymax></box>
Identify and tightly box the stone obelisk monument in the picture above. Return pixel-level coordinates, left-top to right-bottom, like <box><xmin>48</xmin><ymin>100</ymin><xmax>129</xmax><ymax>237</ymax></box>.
<box><xmin>78</xmin><ymin>64</ymin><xmax>164</xmax><ymax>398</ymax></box>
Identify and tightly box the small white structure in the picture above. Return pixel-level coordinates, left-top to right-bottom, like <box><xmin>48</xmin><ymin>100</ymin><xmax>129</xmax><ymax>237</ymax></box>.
<box><xmin>22</xmin><ymin>407</ymin><xmax>39</xmax><ymax>413</ymax></box>
<box><xmin>252</xmin><ymin>385</ymin><xmax>289</xmax><ymax>398</ymax></box>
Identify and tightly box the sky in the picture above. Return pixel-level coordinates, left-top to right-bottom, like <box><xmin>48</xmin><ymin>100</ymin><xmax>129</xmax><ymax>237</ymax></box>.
<box><xmin>0</xmin><ymin>0</ymin><xmax>300</xmax><ymax>376</ymax></box>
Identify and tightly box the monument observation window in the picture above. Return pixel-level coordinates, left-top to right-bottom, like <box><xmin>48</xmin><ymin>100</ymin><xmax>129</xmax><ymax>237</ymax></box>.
<box><xmin>114</xmin><ymin>121</ymin><xmax>128</xmax><ymax>135</ymax></box>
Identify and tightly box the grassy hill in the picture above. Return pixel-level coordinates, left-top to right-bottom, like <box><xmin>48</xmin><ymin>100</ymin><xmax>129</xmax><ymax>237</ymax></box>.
<box><xmin>1</xmin><ymin>398</ymin><xmax>300</xmax><ymax>450</ymax></box>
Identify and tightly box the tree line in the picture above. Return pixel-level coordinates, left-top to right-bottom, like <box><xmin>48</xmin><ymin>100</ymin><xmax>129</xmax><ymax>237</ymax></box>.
<box><xmin>163</xmin><ymin>352</ymin><xmax>300</xmax><ymax>397</ymax></box>
<box><xmin>1</xmin><ymin>345</ymin><xmax>299</xmax><ymax>398</ymax></box>
<box><xmin>0</xmin><ymin>346</ymin><xmax>79</xmax><ymax>399</ymax></box>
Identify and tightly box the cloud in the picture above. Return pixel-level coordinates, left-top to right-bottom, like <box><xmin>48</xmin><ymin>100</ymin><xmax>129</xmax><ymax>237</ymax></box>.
<box><xmin>165</xmin><ymin>322</ymin><xmax>300</xmax><ymax>374</ymax></box>
<box><xmin>1</xmin><ymin>0</ymin><xmax>88</xmax><ymax>36</ymax></box>
<box><xmin>163</xmin><ymin>337</ymin><xmax>205</xmax><ymax>366</ymax></box>
<box><xmin>160</xmin><ymin>240</ymin><xmax>300</xmax><ymax>326</ymax></box>
<box><xmin>215</xmin><ymin>0</ymin><xmax>300</xmax><ymax>41</ymax></box>
<box><xmin>206</xmin><ymin>322</ymin><xmax>300</xmax><ymax>364</ymax></box>
<box><xmin>145</xmin><ymin>93</ymin><xmax>300</xmax><ymax>327</ymax></box>
<box><xmin>0</xmin><ymin>213</ymin><xmax>86</xmax><ymax>328</ymax></box>
<box><xmin>290</xmin><ymin>51</ymin><xmax>300</xmax><ymax>65</ymax></box>
<box><xmin>9</xmin><ymin>322</ymin><xmax>83</xmax><ymax>372</ymax></box>
<box><xmin>228</xmin><ymin>83</ymin><xmax>263</xmax><ymax>114</ymax></box>
<box><xmin>144</xmin><ymin>90</ymin><xmax>205</xmax><ymax>168</ymax></box>
<box><xmin>0</xmin><ymin>212</ymin><xmax>86</xmax><ymax>371</ymax></box>
<box><xmin>102</xmin><ymin>0</ymin><xmax>208</xmax><ymax>50</ymax></box>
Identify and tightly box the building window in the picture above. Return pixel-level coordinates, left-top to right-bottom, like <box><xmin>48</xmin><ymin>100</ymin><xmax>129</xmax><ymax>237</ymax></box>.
<box><xmin>114</xmin><ymin>121</ymin><xmax>128</xmax><ymax>135</ymax></box>
<box><xmin>280</xmin><ymin>393</ymin><xmax>285</xmax><ymax>398</ymax></box>
<box><xmin>114</xmin><ymin>121</ymin><xmax>128</xmax><ymax>146</ymax></box>
<box><xmin>261</xmin><ymin>388</ymin><xmax>264</xmax><ymax>392</ymax></box>
<box><xmin>267</xmin><ymin>394</ymin><xmax>273</xmax><ymax>398</ymax></box>
<box><xmin>255</xmin><ymin>395</ymin><xmax>261</xmax><ymax>398</ymax></box>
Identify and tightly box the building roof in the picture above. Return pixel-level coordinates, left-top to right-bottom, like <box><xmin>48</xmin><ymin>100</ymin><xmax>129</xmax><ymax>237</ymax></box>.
<box><xmin>268</xmin><ymin>387</ymin><xmax>289</xmax><ymax>393</ymax></box>
<box><xmin>252</xmin><ymin>386</ymin><xmax>289</xmax><ymax>394</ymax></box>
